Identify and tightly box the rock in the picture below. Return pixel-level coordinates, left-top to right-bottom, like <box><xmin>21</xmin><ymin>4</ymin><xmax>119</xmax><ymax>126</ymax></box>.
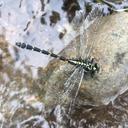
<box><xmin>40</xmin><ymin>12</ymin><xmax>128</xmax><ymax>107</ymax></box>
<box><xmin>0</xmin><ymin>37</ymin><xmax>46</xmax><ymax>126</ymax></box>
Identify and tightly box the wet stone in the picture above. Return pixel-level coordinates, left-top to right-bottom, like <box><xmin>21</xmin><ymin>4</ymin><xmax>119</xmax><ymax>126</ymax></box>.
<box><xmin>40</xmin><ymin>12</ymin><xmax>128</xmax><ymax>108</ymax></box>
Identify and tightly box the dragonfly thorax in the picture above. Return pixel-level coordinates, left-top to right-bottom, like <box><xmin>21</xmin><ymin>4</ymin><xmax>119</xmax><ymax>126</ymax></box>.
<box><xmin>68</xmin><ymin>58</ymin><xmax>100</xmax><ymax>76</ymax></box>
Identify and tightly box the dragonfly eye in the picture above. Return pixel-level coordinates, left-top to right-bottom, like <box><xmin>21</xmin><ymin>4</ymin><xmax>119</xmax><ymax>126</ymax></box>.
<box><xmin>94</xmin><ymin>63</ymin><xmax>100</xmax><ymax>72</ymax></box>
<box><xmin>89</xmin><ymin>64</ymin><xmax>92</xmax><ymax>69</ymax></box>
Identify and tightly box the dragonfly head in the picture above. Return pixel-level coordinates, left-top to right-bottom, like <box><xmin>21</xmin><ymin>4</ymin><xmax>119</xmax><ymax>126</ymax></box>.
<box><xmin>92</xmin><ymin>63</ymin><xmax>100</xmax><ymax>73</ymax></box>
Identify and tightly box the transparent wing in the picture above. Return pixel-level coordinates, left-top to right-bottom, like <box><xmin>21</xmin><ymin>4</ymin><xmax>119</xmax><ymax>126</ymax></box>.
<box><xmin>72</xmin><ymin>10</ymin><xmax>86</xmax><ymax>58</ymax></box>
<box><xmin>71</xmin><ymin>7</ymin><xmax>102</xmax><ymax>58</ymax></box>
<box><xmin>60</xmin><ymin>67</ymin><xmax>84</xmax><ymax>104</ymax></box>
<box><xmin>68</xmin><ymin>69</ymin><xmax>84</xmax><ymax>113</ymax></box>
<box><xmin>63</xmin><ymin>67</ymin><xmax>81</xmax><ymax>92</ymax></box>
<box><xmin>85</xmin><ymin>16</ymin><xmax>102</xmax><ymax>58</ymax></box>
<box><xmin>79</xmin><ymin>7</ymin><xmax>103</xmax><ymax>58</ymax></box>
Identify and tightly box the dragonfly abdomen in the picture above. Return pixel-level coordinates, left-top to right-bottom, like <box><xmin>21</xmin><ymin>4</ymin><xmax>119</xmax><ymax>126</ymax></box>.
<box><xmin>16</xmin><ymin>42</ymin><xmax>68</xmax><ymax>61</ymax></box>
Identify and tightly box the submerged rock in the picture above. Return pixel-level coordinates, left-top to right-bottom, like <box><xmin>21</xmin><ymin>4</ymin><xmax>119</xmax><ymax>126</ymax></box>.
<box><xmin>40</xmin><ymin>12</ymin><xmax>128</xmax><ymax>108</ymax></box>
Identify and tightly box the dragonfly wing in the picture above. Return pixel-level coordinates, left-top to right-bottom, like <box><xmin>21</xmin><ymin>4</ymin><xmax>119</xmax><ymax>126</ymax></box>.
<box><xmin>61</xmin><ymin>67</ymin><xmax>84</xmax><ymax>104</ymax></box>
<box><xmin>86</xmin><ymin>16</ymin><xmax>102</xmax><ymax>58</ymax></box>
<box><xmin>79</xmin><ymin>7</ymin><xmax>103</xmax><ymax>58</ymax></box>
<box><xmin>68</xmin><ymin>69</ymin><xmax>84</xmax><ymax>113</ymax></box>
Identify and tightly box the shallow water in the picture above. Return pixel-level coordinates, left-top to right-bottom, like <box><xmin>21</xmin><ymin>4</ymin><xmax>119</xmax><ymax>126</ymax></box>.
<box><xmin>0</xmin><ymin>0</ymin><xmax>128</xmax><ymax>128</ymax></box>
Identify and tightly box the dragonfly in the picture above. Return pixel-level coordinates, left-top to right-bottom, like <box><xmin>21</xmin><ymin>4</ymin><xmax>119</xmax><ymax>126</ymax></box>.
<box><xmin>16</xmin><ymin>42</ymin><xmax>99</xmax><ymax>77</ymax></box>
<box><xmin>15</xmin><ymin>8</ymin><xmax>102</xmax><ymax>112</ymax></box>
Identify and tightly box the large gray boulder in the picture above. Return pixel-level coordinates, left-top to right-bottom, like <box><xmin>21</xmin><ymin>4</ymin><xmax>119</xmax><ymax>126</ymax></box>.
<box><xmin>40</xmin><ymin>12</ymin><xmax>128</xmax><ymax>107</ymax></box>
